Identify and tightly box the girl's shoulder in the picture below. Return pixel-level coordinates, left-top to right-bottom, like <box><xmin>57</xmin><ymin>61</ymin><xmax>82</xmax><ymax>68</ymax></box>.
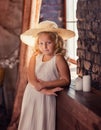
<box><xmin>55</xmin><ymin>53</ymin><xmax>65</xmax><ymax>60</ymax></box>
<box><xmin>31</xmin><ymin>53</ymin><xmax>42</xmax><ymax>58</ymax></box>
<box><xmin>30</xmin><ymin>53</ymin><xmax>39</xmax><ymax>61</ymax></box>
<box><xmin>55</xmin><ymin>54</ymin><xmax>67</xmax><ymax>64</ymax></box>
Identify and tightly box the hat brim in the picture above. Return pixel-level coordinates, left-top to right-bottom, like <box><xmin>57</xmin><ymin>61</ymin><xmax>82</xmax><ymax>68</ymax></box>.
<box><xmin>20</xmin><ymin>28</ymin><xmax>75</xmax><ymax>47</ymax></box>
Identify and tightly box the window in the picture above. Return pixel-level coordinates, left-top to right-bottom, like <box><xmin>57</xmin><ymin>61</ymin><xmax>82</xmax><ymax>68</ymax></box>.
<box><xmin>66</xmin><ymin>0</ymin><xmax>78</xmax><ymax>80</ymax></box>
<box><xmin>66</xmin><ymin>0</ymin><xmax>78</xmax><ymax>60</ymax></box>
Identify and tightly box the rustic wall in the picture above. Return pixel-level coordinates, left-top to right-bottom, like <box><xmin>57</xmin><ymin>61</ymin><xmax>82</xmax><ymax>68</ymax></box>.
<box><xmin>77</xmin><ymin>0</ymin><xmax>101</xmax><ymax>89</ymax></box>
<box><xmin>0</xmin><ymin>0</ymin><xmax>23</xmax><ymax>59</ymax></box>
<box><xmin>0</xmin><ymin>0</ymin><xmax>23</xmax><ymax>114</ymax></box>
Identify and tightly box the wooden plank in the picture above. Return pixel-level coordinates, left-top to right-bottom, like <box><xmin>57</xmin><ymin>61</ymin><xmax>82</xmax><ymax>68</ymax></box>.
<box><xmin>56</xmin><ymin>88</ymin><xmax>101</xmax><ymax>130</ymax></box>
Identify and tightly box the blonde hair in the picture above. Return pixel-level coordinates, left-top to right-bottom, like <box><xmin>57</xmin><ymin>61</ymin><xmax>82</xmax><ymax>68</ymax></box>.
<box><xmin>33</xmin><ymin>31</ymin><xmax>66</xmax><ymax>56</ymax></box>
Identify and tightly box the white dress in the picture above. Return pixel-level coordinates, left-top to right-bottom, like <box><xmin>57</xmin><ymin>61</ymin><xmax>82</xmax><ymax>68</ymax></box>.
<box><xmin>18</xmin><ymin>54</ymin><xmax>59</xmax><ymax>130</ymax></box>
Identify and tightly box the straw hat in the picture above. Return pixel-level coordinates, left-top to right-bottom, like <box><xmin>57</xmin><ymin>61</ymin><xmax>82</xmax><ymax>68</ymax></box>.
<box><xmin>20</xmin><ymin>20</ymin><xmax>75</xmax><ymax>46</ymax></box>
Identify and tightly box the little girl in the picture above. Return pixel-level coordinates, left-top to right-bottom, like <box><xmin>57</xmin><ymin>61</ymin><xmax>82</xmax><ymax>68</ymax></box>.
<box><xmin>18</xmin><ymin>21</ymin><xmax>75</xmax><ymax>130</ymax></box>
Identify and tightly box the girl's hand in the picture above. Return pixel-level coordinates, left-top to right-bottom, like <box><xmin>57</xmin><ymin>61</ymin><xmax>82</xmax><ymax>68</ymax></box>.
<box><xmin>34</xmin><ymin>79</ymin><xmax>46</xmax><ymax>91</ymax></box>
<box><xmin>34</xmin><ymin>81</ymin><xmax>44</xmax><ymax>91</ymax></box>
<box><xmin>40</xmin><ymin>87</ymin><xmax>63</xmax><ymax>96</ymax></box>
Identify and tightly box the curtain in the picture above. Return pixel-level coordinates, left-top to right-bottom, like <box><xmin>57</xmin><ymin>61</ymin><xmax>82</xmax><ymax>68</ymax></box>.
<box><xmin>7</xmin><ymin>0</ymin><xmax>42</xmax><ymax>130</ymax></box>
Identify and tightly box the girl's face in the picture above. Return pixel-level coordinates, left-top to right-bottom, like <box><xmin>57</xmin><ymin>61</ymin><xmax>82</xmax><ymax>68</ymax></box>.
<box><xmin>38</xmin><ymin>33</ymin><xmax>56</xmax><ymax>56</ymax></box>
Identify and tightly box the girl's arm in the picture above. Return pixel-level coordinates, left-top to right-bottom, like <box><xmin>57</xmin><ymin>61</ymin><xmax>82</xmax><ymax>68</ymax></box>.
<box><xmin>38</xmin><ymin>54</ymin><xmax>71</xmax><ymax>89</ymax></box>
<box><xmin>27</xmin><ymin>54</ymin><xmax>45</xmax><ymax>91</ymax></box>
<box><xmin>28</xmin><ymin>55</ymin><xmax>63</xmax><ymax>94</ymax></box>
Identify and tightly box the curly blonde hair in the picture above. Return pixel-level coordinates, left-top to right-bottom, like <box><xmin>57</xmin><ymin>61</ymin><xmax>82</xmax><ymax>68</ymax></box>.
<box><xmin>33</xmin><ymin>31</ymin><xmax>66</xmax><ymax>56</ymax></box>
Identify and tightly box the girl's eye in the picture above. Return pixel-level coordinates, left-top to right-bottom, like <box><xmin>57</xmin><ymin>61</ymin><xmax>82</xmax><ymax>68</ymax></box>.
<box><xmin>39</xmin><ymin>41</ymin><xmax>52</xmax><ymax>45</ymax></box>
<box><xmin>39</xmin><ymin>42</ymin><xmax>43</xmax><ymax>45</ymax></box>
<box><xmin>47</xmin><ymin>42</ymin><xmax>52</xmax><ymax>44</ymax></box>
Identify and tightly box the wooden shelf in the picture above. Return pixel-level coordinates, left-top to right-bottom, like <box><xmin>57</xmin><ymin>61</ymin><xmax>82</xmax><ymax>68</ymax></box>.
<box><xmin>56</xmin><ymin>87</ymin><xmax>101</xmax><ymax>130</ymax></box>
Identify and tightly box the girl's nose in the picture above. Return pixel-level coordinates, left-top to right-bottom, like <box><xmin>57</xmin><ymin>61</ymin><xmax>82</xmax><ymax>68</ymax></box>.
<box><xmin>44</xmin><ymin>42</ymin><xmax>47</xmax><ymax>48</ymax></box>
